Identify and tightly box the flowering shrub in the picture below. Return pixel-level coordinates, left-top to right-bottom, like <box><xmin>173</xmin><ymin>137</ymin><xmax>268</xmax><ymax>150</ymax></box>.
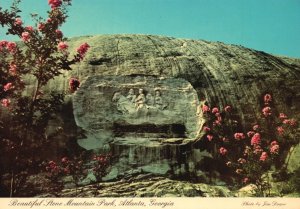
<box><xmin>92</xmin><ymin>153</ymin><xmax>112</xmax><ymax>180</ymax></box>
<box><xmin>199</xmin><ymin>94</ymin><xmax>299</xmax><ymax>196</ymax></box>
<box><xmin>46</xmin><ymin>156</ymin><xmax>86</xmax><ymax>187</ymax></box>
<box><xmin>0</xmin><ymin>0</ymin><xmax>89</xmax><ymax>196</ymax></box>
<box><xmin>45</xmin><ymin>153</ymin><xmax>111</xmax><ymax>191</ymax></box>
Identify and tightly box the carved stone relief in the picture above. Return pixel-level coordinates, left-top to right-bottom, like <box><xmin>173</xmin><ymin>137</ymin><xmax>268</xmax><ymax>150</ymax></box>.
<box><xmin>73</xmin><ymin>75</ymin><xmax>201</xmax><ymax>150</ymax></box>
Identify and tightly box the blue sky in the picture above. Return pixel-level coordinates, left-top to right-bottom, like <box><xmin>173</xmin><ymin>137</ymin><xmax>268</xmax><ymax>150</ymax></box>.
<box><xmin>1</xmin><ymin>0</ymin><xmax>300</xmax><ymax>58</ymax></box>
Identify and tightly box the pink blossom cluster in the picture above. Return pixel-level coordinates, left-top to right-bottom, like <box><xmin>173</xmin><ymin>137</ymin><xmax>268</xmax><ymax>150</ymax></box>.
<box><xmin>69</xmin><ymin>77</ymin><xmax>80</xmax><ymax>92</ymax></box>
<box><xmin>270</xmin><ymin>141</ymin><xmax>279</xmax><ymax>154</ymax></box>
<box><xmin>203</xmin><ymin>126</ymin><xmax>210</xmax><ymax>132</ymax></box>
<box><xmin>21</xmin><ymin>32</ymin><xmax>30</xmax><ymax>42</ymax></box>
<box><xmin>219</xmin><ymin>147</ymin><xmax>227</xmax><ymax>155</ymax></box>
<box><xmin>25</xmin><ymin>26</ymin><xmax>34</xmax><ymax>32</ymax></box>
<box><xmin>55</xmin><ymin>29</ymin><xmax>63</xmax><ymax>39</ymax></box>
<box><xmin>3</xmin><ymin>83</ymin><xmax>13</xmax><ymax>91</ymax></box>
<box><xmin>259</xmin><ymin>152</ymin><xmax>268</xmax><ymax>161</ymax></box>
<box><xmin>58</xmin><ymin>41</ymin><xmax>68</xmax><ymax>51</ymax></box>
<box><xmin>0</xmin><ymin>41</ymin><xmax>17</xmax><ymax>54</ymax></box>
<box><xmin>93</xmin><ymin>154</ymin><xmax>110</xmax><ymax>164</ymax></box>
<box><xmin>277</xmin><ymin>126</ymin><xmax>284</xmax><ymax>135</ymax></box>
<box><xmin>48</xmin><ymin>0</ymin><xmax>62</xmax><ymax>9</ymax></box>
<box><xmin>46</xmin><ymin>161</ymin><xmax>59</xmax><ymax>173</ymax></box>
<box><xmin>234</xmin><ymin>132</ymin><xmax>245</xmax><ymax>140</ymax></box>
<box><xmin>212</xmin><ymin>107</ymin><xmax>219</xmax><ymax>114</ymax></box>
<box><xmin>14</xmin><ymin>18</ymin><xmax>23</xmax><ymax>26</ymax></box>
<box><xmin>243</xmin><ymin>177</ymin><xmax>249</xmax><ymax>184</ymax></box>
<box><xmin>251</xmin><ymin>133</ymin><xmax>261</xmax><ymax>146</ymax></box>
<box><xmin>1</xmin><ymin>99</ymin><xmax>11</xmax><ymax>108</ymax></box>
<box><xmin>262</xmin><ymin>106</ymin><xmax>272</xmax><ymax>117</ymax></box>
<box><xmin>264</xmin><ymin>94</ymin><xmax>272</xmax><ymax>104</ymax></box>
<box><xmin>262</xmin><ymin>94</ymin><xmax>273</xmax><ymax>117</ymax></box>
<box><xmin>202</xmin><ymin>104</ymin><xmax>210</xmax><ymax>113</ymax></box>
<box><xmin>76</xmin><ymin>43</ymin><xmax>90</xmax><ymax>59</ymax></box>
<box><xmin>207</xmin><ymin>134</ymin><xmax>213</xmax><ymax>141</ymax></box>
<box><xmin>279</xmin><ymin>113</ymin><xmax>287</xmax><ymax>119</ymax></box>
<box><xmin>283</xmin><ymin>119</ymin><xmax>297</xmax><ymax>127</ymax></box>
<box><xmin>247</xmin><ymin>131</ymin><xmax>255</xmax><ymax>137</ymax></box>
<box><xmin>38</xmin><ymin>23</ymin><xmax>45</xmax><ymax>31</ymax></box>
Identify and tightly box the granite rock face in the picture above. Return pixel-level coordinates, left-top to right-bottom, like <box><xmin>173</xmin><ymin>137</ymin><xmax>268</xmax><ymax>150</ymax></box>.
<box><xmin>57</xmin><ymin>174</ymin><xmax>232</xmax><ymax>197</ymax></box>
<box><xmin>17</xmin><ymin>34</ymin><xmax>300</xmax><ymax>178</ymax></box>
<box><xmin>52</xmin><ymin>34</ymin><xmax>300</xmax><ymax>128</ymax></box>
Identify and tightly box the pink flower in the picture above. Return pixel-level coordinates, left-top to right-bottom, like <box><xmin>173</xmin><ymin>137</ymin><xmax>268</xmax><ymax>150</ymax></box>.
<box><xmin>262</xmin><ymin>106</ymin><xmax>272</xmax><ymax>117</ymax></box>
<box><xmin>283</xmin><ymin>119</ymin><xmax>289</xmax><ymax>124</ymax></box>
<box><xmin>277</xmin><ymin>126</ymin><xmax>284</xmax><ymax>135</ymax></box>
<box><xmin>202</xmin><ymin>104</ymin><xmax>210</xmax><ymax>113</ymax></box>
<box><xmin>48</xmin><ymin>160</ymin><xmax>56</xmax><ymax>167</ymax></box>
<box><xmin>21</xmin><ymin>32</ymin><xmax>30</xmax><ymax>42</ymax></box>
<box><xmin>203</xmin><ymin>126</ymin><xmax>210</xmax><ymax>132</ymax></box>
<box><xmin>279</xmin><ymin>113</ymin><xmax>287</xmax><ymax>120</ymax></box>
<box><xmin>69</xmin><ymin>77</ymin><xmax>80</xmax><ymax>92</ymax></box>
<box><xmin>25</xmin><ymin>26</ymin><xmax>34</xmax><ymax>31</ymax></box>
<box><xmin>238</xmin><ymin>158</ymin><xmax>246</xmax><ymax>164</ymax></box>
<box><xmin>212</xmin><ymin>107</ymin><xmax>219</xmax><ymax>114</ymax></box>
<box><xmin>58</xmin><ymin>41</ymin><xmax>68</xmax><ymax>51</ymax></box>
<box><xmin>224</xmin><ymin>105</ymin><xmax>231</xmax><ymax>112</ymax></box>
<box><xmin>264</xmin><ymin>94</ymin><xmax>272</xmax><ymax>104</ymax></box>
<box><xmin>14</xmin><ymin>18</ymin><xmax>23</xmax><ymax>26</ymax></box>
<box><xmin>271</xmin><ymin>141</ymin><xmax>278</xmax><ymax>146</ymax></box>
<box><xmin>0</xmin><ymin>40</ymin><xmax>8</xmax><ymax>51</ymax></box>
<box><xmin>9</xmin><ymin>63</ymin><xmax>17</xmax><ymax>75</ymax></box>
<box><xmin>3</xmin><ymin>83</ymin><xmax>13</xmax><ymax>91</ymax></box>
<box><xmin>1</xmin><ymin>99</ymin><xmax>11</xmax><ymax>108</ymax></box>
<box><xmin>48</xmin><ymin>0</ymin><xmax>62</xmax><ymax>9</ymax></box>
<box><xmin>55</xmin><ymin>29</ymin><xmax>63</xmax><ymax>38</ymax></box>
<box><xmin>247</xmin><ymin>131</ymin><xmax>255</xmax><ymax>137</ymax></box>
<box><xmin>207</xmin><ymin>134</ymin><xmax>213</xmax><ymax>141</ymax></box>
<box><xmin>219</xmin><ymin>147</ymin><xmax>227</xmax><ymax>155</ymax></box>
<box><xmin>259</xmin><ymin>152</ymin><xmax>268</xmax><ymax>161</ymax></box>
<box><xmin>283</xmin><ymin>119</ymin><xmax>297</xmax><ymax>127</ymax></box>
<box><xmin>270</xmin><ymin>144</ymin><xmax>279</xmax><ymax>154</ymax></box>
<box><xmin>38</xmin><ymin>23</ymin><xmax>45</xmax><ymax>31</ymax></box>
<box><xmin>47</xmin><ymin>18</ymin><xmax>52</xmax><ymax>23</ymax></box>
<box><xmin>6</xmin><ymin>42</ymin><xmax>17</xmax><ymax>53</ymax></box>
<box><xmin>234</xmin><ymin>132</ymin><xmax>245</xmax><ymax>140</ymax></box>
<box><xmin>213</xmin><ymin>120</ymin><xmax>221</xmax><ymax>126</ymax></box>
<box><xmin>76</xmin><ymin>42</ymin><xmax>90</xmax><ymax>59</ymax></box>
<box><xmin>0</xmin><ymin>40</ymin><xmax>8</xmax><ymax>47</ymax></box>
<box><xmin>251</xmin><ymin>133</ymin><xmax>261</xmax><ymax>146</ymax></box>
<box><xmin>252</xmin><ymin>125</ymin><xmax>259</xmax><ymax>131</ymax></box>
<box><xmin>243</xmin><ymin>177</ymin><xmax>249</xmax><ymax>184</ymax></box>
